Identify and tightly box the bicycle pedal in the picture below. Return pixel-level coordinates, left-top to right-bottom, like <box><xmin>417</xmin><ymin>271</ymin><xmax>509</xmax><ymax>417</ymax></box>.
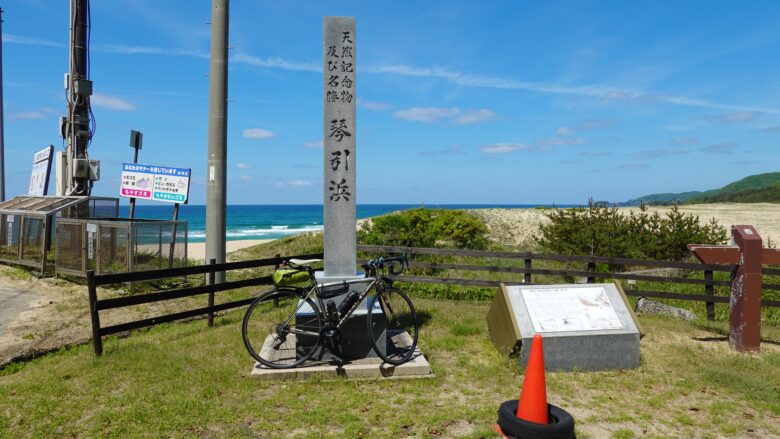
<box><xmin>331</xmin><ymin>355</ymin><xmax>345</xmax><ymax>367</ymax></box>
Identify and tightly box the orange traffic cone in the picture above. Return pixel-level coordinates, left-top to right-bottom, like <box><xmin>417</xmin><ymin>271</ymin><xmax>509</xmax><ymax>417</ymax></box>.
<box><xmin>516</xmin><ymin>334</ymin><xmax>548</xmax><ymax>424</ymax></box>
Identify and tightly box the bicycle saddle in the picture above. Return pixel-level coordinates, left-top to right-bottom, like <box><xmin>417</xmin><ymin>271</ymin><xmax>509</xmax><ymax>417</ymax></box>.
<box><xmin>288</xmin><ymin>258</ymin><xmax>322</xmax><ymax>266</ymax></box>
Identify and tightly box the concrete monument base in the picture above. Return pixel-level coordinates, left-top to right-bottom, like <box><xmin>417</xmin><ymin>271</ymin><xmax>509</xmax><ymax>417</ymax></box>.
<box><xmin>250</xmin><ymin>331</ymin><xmax>432</xmax><ymax>381</ymax></box>
<box><xmin>311</xmin><ymin>271</ymin><xmax>385</xmax><ymax>360</ymax></box>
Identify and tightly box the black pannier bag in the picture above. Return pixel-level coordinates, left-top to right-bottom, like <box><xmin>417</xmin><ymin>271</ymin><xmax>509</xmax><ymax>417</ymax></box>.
<box><xmin>316</xmin><ymin>281</ymin><xmax>349</xmax><ymax>299</ymax></box>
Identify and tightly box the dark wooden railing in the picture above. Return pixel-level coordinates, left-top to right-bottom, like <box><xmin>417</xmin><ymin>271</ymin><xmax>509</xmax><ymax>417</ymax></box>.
<box><xmin>87</xmin><ymin>252</ymin><xmax>323</xmax><ymax>355</ymax></box>
<box><xmin>357</xmin><ymin>245</ymin><xmax>780</xmax><ymax>319</ymax></box>
<box><xmin>87</xmin><ymin>246</ymin><xmax>780</xmax><ymax>356</ymax></box>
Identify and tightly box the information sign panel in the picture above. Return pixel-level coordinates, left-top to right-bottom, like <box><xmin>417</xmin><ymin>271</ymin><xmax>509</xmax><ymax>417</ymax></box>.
<box><xmin>520</xmin><ymin>286</ymin><xmax>623</xmax><ymax>333</ymax></box>
<box><xmin>28</xmin><ymin>145</ymin><xmax>54</xmax><ymax>196</ymax></box>
<box><xmin>120</xmin><ymin>163</ymin><xmax>191</xmax><ymax>204</ymax></box>
<box><xmin>487</xmin><ymin>283</ymin><xmax>642</xmax><ymax>371</ymax></box>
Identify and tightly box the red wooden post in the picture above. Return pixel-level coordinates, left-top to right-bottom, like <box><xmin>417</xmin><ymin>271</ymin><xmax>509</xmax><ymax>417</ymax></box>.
<box><xmin>689</xmin><ymin>225</ymin><xmax>780</xmax><ymax>353</ymax></box>
<box><xmin>730</xmin><ymin>226</ymin><xmax>763</xmax><ymax>352</ymax></box>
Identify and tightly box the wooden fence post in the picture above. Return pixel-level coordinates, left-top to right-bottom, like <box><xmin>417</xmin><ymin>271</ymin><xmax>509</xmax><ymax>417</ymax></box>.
<box><xmin>87</xmin><ymin>270</ymin><xmax>103</xmax><ymax>356</ymax></box>
<box><xmin>524</xmin><ymin>258</ymin><xmax>532</xmax><ymax>284</ymax></box>
<box><xmin>207</xmin><ymin>259</ymin><xmax>216</xmax><ymax>327</ymax></box>
<box><xmin>704</xmin><ymin>269</ymin><xmax>714</xmax><ymax>321</ymax></box>
<box><xmin>587</xmin><ymin>262</ymin><xmax>596</xmax><ymax>283</ymax></box>
<box><xmin>273</xmin><ymin>254</ymin><xmax>281</xmax><ymax>307</ymax></box>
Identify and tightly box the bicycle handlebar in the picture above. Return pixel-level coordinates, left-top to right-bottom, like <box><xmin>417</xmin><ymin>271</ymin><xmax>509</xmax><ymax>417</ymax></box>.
<box><xmin>361</xmin><ymin>254</ymin><xmax>408</xmax><ymax>275</ymax></box>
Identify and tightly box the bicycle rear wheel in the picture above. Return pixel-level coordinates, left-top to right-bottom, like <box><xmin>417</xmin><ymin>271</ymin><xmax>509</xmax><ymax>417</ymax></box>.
<box><xmin>242</xmin><ymin>288</ymin><xmax>322</xmax><ymax>369</ymax></box>
<box><xmin>367</xmin><ymin>286</ymin><xmax>419</xmax><ymax>365</ymax></box>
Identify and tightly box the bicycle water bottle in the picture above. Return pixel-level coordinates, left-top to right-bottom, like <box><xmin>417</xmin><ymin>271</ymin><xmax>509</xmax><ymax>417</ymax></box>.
<box><xmin>338</xmin><ymin>291</ymin><xmax>361</xmax><ymax>316</ymax></box>
<box><xmin>326</xmin><ymin>300</ymin><xmax>339</xmax><ymax>323</ymax></box>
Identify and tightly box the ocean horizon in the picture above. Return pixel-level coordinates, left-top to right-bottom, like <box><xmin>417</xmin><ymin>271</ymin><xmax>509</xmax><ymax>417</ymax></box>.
<box><xmin>119</xmin><ymin>204</ymin><xmax>578</xmax><ymax>243</ymax></box>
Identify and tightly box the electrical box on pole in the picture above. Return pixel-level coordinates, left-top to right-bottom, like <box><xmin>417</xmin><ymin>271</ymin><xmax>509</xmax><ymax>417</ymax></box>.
<box><xmin>62</xmin><ymin>0</ymin><xmax>96</xmax><ymax>197</ymax></box>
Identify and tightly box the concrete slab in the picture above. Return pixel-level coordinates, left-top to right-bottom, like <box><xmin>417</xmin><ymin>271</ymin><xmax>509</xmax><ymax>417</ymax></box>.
<box><xmin>250</xmin><ymin>331</ymin><xmax>433</xmax><ymax>381</ymax></box>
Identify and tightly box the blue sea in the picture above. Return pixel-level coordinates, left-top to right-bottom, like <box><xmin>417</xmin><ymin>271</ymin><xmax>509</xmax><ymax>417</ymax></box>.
<box><xmin>118</xmin><ymin>204</ymin><xmax>570</xmax><ymax>243</ymax></box>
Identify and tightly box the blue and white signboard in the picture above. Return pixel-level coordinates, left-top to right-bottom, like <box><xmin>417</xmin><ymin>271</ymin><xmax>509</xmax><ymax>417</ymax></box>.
<box><xmin>28</xmin><ymin>145</ymin><xmax>54</xmax><ymax>196</ymax></box>
<box><xmin>120</xmin><ymin>163</ymin><xmax>191</xmax><ymax>204</ymax></box>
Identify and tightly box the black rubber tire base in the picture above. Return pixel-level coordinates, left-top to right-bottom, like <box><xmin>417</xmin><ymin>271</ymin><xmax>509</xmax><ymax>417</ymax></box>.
<box><xmin>496</xmin><ymin>400</ymin><xmax>575</xmax><ymax>439</ymax></box>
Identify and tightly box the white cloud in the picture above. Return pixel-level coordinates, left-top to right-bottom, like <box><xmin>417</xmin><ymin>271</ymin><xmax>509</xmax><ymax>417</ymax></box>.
<box><xmin>618</xmin><ymin>163</ymin><xmax>650</xmax><ymax>169</ymax></box>
<box><xmin>671</xmin><ymin>137</ymin><xmax>700</xmax><ymax>145</ymax></box>
<box><xmin>367</xmin><ymin>64</ymin><xmax>780</xmax><ymax>114</ymax></box>
<box><xmin>700</xmin><ymin>111</ymin><xmax>756</xmax><ymax>125</ymax></box>
<box><xmin>358</xmin><ymin>99</ymin><xmax>390</xmax><ymax>112</ymax></box>
<box><xmin>579</xmin><ymin>151</ymin><xmax>612</xmax><ymax>157</ymax></box>
<box><xmin>12</xmin><ymin>107</ymin><xmax>58</xmax><ymax>120</ymax></box>
<box><xmin>303</xmin><ymin>140</ymin><xmax>323</xmax><ymax>148</ymax></box>
<box><xmin>275</xmin><ymin>180</ymin><xmax>312</xmax><ymax>188</ymax></box>
<box><xmin>538</xmin><ymin>137</ymin><xmax>586</xmax><ymax>147</ymax></box>
<box><xmin>454</xmin><ymin>109</ymin><xmax>495</xmax><ymax>125</ymax></box>
<box><xmin>394</xmin><ymin>107</ymin><xmax>495</xmax><ymax>124</ymax></box>
<box><xmin>419</xmin><ymin>145</ymin><xmax>464</xmax><ymax>157</ymax></box>
<box><xmin>95</xmin><ymin>44</ymin><xmax>208</xmax><ymax>58</ymax></box>
<box><xmin>700</xmin><ymin>142</ymin><xmax>739</xmax><ymax>154</ymax></box>
<box><xmin>481</xmin><ymin>143</ymin><xmax>528</xmax><ymax>154</ymax></box>
<box><xmin>635</xmin><ymin>148</ymin><xmax>689</xmax><ymax>159</ymax></box>
<box><xmin>242</xmin><ymin>128</ymin><xmax>275</xmax><ymax>139</ymax></box>
<box><xmin>239</xmin><ymin>175</ymin><xmax>253</xmax><ymax>183</ymax></box>
<box><xmin>235</xmin><ymin>163</ymin><xmax>251</xmax><ymax>169</ymax></box>
<box><xmin>3</xmin><ymin>33</ymin><xmax>64</xmax><ymax>47</ymax></box>
<box><xmin>556</xmin><ymin>127</ymin><xmax>575</xmax><ymax>136</ymax></box>
<box><xmin>556</xmin><ymin>120</ymin><xmax>610</xmax><ymax>136</ymax></box>
<box><xmin>394</xmin><ymin>107</ymin><xmax>459</xmax><ymax>122</ymax></box>
<box><xmin>230</xmin><ymin>53</ymin><xmax>319</xmax><ymax>72</ymax></box>
<box><xmin>91</xmin><ymin>93</ymin><xmax>136</xmax><ymax>111</ymax></box>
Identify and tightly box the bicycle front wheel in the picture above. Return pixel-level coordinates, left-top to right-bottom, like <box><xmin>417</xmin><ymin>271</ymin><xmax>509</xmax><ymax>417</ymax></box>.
<box><xmin>242</xmin><ymin>288</ymin><xmax>322</xmax><ymax>369</ymax></box>
<box><xmin>367</xmin><ymin>286</ymin><xmax>419</xmax><ymax>365</ymax></box>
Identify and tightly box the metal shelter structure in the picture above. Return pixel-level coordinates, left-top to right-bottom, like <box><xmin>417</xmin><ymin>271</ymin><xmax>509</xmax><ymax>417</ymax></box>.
<box><xmin>0</xmin><ymin>196</ymin><xmax>117</xmax><ymax>274</ymax></box>
<box><xmin>56</xmin><ymin>216</ymin><xmax>188</xmax><ymax>277</ymax></box>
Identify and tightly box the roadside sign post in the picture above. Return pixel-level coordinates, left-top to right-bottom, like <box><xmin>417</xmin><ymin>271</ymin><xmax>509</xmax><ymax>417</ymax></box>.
<box><xmin>120</xmin><ymin>162</ymin><xmax>190</xmax><ymax>271</ymax></box>
<box><xmin>128</xmin><ymin>130</ymin><xmax>143</xmax><ymax>220</ymax></box>
<box><xmin>689</xmin><ymin>225</ymin><xmax>780</xmax><ymax>352</ymax></box>
<box><xmin>169</xmin><ymin>202</ymin><xmax>180</xmax><ymax>268</ymax></box>
<box><xmin>28</xmin><ymin>145</ymin><xmax>54</xmax><ymax>196</ymax></box>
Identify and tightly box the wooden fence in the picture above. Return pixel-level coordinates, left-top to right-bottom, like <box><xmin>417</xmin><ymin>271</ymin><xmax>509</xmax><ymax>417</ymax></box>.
<box><xmin>87</xmin><ymin>252</ymin><xmax>323</xmax><ymax>355</ymax></box>
<box><xmin>86</xmin><ymin>246</ymin><xmax>780</xmax><ymax>356</ymax></box>
<box><xmin>357</xmin><ymin>245</ymin><xmax>780</xmax><ymax>318</ymax></box>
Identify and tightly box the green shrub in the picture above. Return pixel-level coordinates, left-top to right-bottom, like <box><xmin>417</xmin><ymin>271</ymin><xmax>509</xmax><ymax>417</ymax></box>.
<box><xmin>358</xmin><ymin>208</ymin><xmax>489</xmax><ymax>249</ymax></box>
<box><xmin>536</xmin><ymin>201</ymin><xmax>727</xmax><ymax>261</ymax></box>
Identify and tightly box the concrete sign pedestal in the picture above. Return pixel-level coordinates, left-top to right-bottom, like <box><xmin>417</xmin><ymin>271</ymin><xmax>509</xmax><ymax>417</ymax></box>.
<box><xmin>488</xmin><ymin>282</ymin><xmax>642</xmax><ymax>371</ymax></box>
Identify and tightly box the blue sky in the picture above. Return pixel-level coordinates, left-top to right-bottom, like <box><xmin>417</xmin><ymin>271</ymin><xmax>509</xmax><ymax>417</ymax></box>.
<box><xmin>3</xmin><ymin>0</ymin><xmax>780</xmax><ymax>205</ymax></box>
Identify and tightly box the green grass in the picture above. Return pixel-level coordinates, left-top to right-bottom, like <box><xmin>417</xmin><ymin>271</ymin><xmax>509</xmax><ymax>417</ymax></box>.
<box><xmin>1</xmin><ymin>298</ymin><xmax>779</xmax><ymax>438</ymax></box>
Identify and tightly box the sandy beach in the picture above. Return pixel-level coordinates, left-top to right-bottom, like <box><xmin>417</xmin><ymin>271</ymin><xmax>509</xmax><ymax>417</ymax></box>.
<box><xmin>469</xmin><ymin>203</ymin><xmax>780</xmax><ymax>248</ymax></box>
<box><xmin>182</xmin><ymin>202</ymin><xmax>780</xmax><ymax>259</ymax></box>
<box><xmin>187</xmin><ymin>239</ymin><xmax>274</xmax><ymax>261</ymax></box>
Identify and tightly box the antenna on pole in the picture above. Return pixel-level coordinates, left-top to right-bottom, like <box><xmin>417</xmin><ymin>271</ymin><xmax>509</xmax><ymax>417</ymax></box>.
<box><xmin>63</xmin><ymin>0</ymin><xmax>98</xmax><ymax>197</ymax></box>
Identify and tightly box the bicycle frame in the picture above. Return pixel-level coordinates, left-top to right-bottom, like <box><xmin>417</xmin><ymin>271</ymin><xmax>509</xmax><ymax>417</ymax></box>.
<box><xmin>279</xmin><ymin>276</ymin><xmax>382</xmax><ymax>336</ymax></box>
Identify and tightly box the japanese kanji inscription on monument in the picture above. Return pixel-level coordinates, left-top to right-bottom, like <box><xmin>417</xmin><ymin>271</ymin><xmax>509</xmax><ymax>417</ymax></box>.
<box><xmin>323</xmin><ymin>16</ymin><xmax>357</xmax><ymax>277</ymax></box>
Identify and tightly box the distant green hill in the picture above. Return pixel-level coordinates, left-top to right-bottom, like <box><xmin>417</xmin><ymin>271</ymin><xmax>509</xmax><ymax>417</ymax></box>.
<box><xmin>623</xmin><ymin>172</ymin><xmax>780</xmax><ymax>205</ymax></box>
<box><xmin>623</xmin><ymin>191</ymin><xmax>702</xmax><ymax>205</ymax></box>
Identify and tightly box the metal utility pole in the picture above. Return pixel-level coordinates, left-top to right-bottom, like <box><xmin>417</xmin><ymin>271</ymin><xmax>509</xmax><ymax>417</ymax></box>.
<box><xmin>64</xmin><ymin>0</ymin><xmax>93</xmax><ymax>196</ymax></box>
<box><xmin>205</xmin><ymin>0</ymin><xmax>229</xmax><ymax>282</ymax></box>
<box><xmin>0</xmin><ymin>8</ymin><xmax>6</xmax><ymax>202</ymax></box>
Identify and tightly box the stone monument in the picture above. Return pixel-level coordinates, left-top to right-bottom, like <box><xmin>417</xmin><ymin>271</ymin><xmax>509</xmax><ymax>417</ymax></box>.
<box><xmin>487</xmin><ymin>282</ymin><xmax>642</xmax><ymax>371</ymax></box>
<box><xmin>322</xmin><ymin>16</ymin><xmax>357</xmax><ymax>280</ymax></box>
<box><xmin>314</xmin><ymin>16</ymin><xmax>382</xmax><ymax>361</ymax></box>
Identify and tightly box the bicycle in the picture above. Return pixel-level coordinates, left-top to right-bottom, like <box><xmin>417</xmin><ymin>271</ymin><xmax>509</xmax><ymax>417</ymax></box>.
<box><xmin>242</xmin><ymin>254</ymin><xmax>419</xmax><ymax>368</ymax></box>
